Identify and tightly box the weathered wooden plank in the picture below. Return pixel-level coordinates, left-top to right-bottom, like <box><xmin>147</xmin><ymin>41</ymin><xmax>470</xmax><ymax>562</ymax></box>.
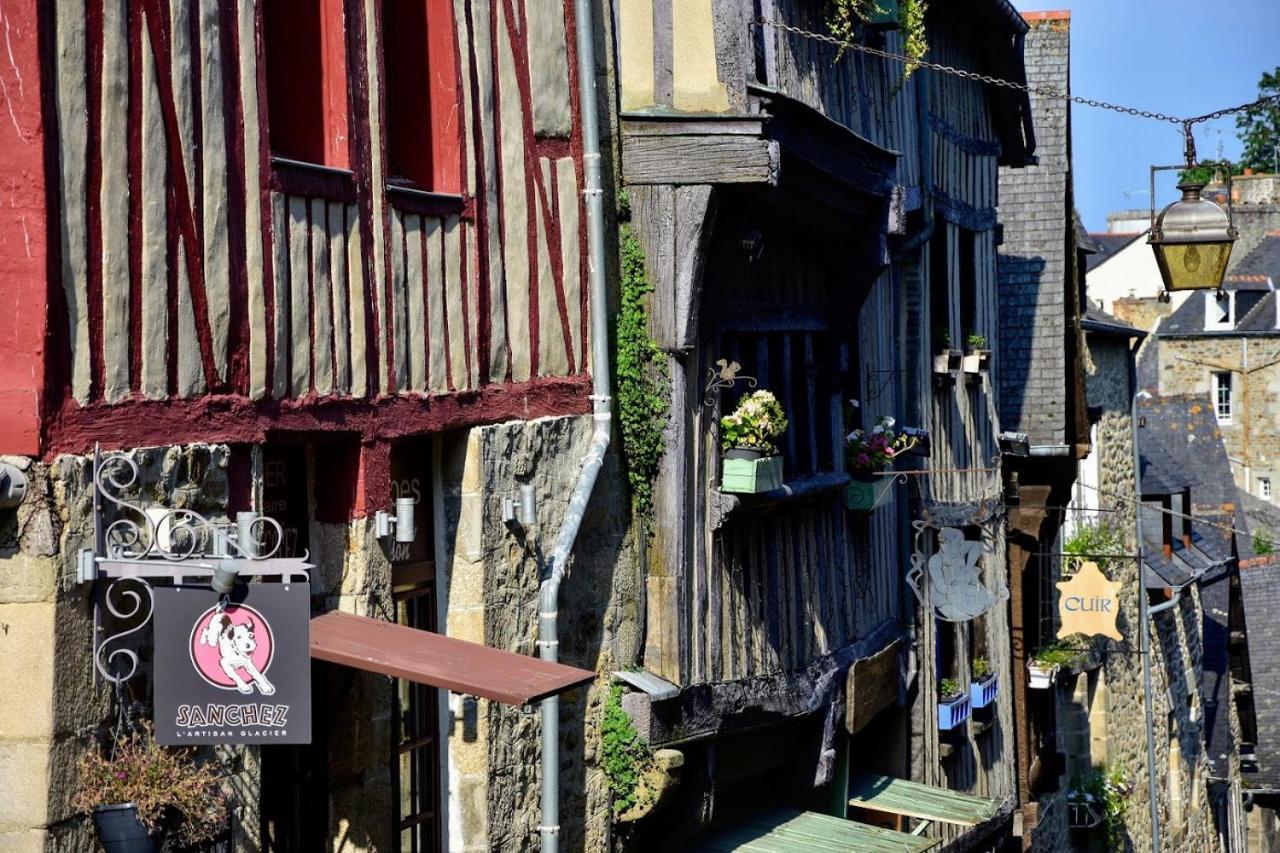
<box><xmin>56</xmin><ymin>0</ymin><xmax>91</xmax><ymax>401</ymax></box>
<box><xmin>361</xmin><ymin>0</ymin><xmax>389</xmax><ymax>393</ymax></box>
<box><xmin>389</xmin><ymin>208</ymin><xmax>409</xmax><ymax>392</ymax></box>
<box><xmin>270</xmin><ymin>193</ymin><xmax>289</xmax><ymax>397</ymax></box>
<box><xmin>632</xmin><ymin>184</ymin><xmax>676</xmax><ymax>347</ymax></box>
<box><xmin>346</xmin><ymin>205</ymin><xmax>368</xmax><ymax>397</ymax></box>
<box><xmin>443</xmin><ymin>215</ymin><xmax>466</xmax><ymax>391</ymax></box>
<box><xmin>328</xmin><ymin>204</ymin><xmax>350</xmax><ymax>393</ymax></box>
<box><xmin>470</xmin><ymin>0</ymin><xmax>507</xmax><ymax>383</ymax></box>
<box><xmin>239</xmin><ymin>0</ymin><xmax>267</xmax><ymax>399</ymax></box>
<box><xmin>498</xmin><ymin>12</ymin><xmax>531</xmax><ymax>383</ymax></box>
<box><xmin>287</xmin><ymin>196</ymin><xmax>311</xmax><ymax>396</ymax></box>
<box><xmin>804</xmin><ymin>335</ymin><xmax>819</xmax><ymax>473</ymax></box>
<box><xmin>175</xmin><ymin>245</ymin><xmax>203</xmax><ymax>395</ymax></box>
<box><xmin>404</xmin><ymin>213</ymin><xmax>427</xmax><ymax>392</ymax></box>
<box><xmin>673</xmin><ymin>185</ymin><xmax>714</xmax><ymax>350</ymax></box>
<box><xmin>310</xmin><ymin>198</ymin><xmax>334</xmax><ymax>395</ymax></box>
<box><xmin>621</xmin><ymin>135</ymin><xmax>779</xmax><ymax>186</ymax></box>
<box><xmin>140</xmin><ymin>28</ymin><xmax>168</xmax><ymax>399</ymax></box>
<box><xmin>527</xmin><ymin>0</ymin><xmax>571</xmax><ymax>136</ymax></box>
<box><xmin>536</xmin><ymin>159</ymin><xmax>565</xmax><ymax>376</ymax></box>
<box><xmin>555</xmin><ymin>158</ymin><xmax>582</xmax><ymax>372</ymax></box>
<box><xmin>425</xmin><ymin>216</ymin><xmax>447</xmax><ymax>393</ymax></box>
<box><xmin>101</xmin><ymin>0</ymin><xmax>131</xmax><ymax>401</ymax></box>
<box><xmin>199</xmin><ymin>0</ymin><xmax>230</xmax><ymax>379</ymax></box>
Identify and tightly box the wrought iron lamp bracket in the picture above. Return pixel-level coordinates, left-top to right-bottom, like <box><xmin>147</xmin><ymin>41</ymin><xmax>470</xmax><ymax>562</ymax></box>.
<box><xmin>82</xmin><ymin>446</ymin><xmax>312</xmax><ymax>687</ymax></box>
<box><xmin>704</xmin><ymin>358</ymin><xmax>757</xmax><ymax>407</ymax></box>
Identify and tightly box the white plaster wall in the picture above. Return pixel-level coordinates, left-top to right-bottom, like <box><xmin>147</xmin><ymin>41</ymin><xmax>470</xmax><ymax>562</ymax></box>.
<box><xmin>1086</xmin><ymin>233</ymin><xmax>1191</xmax><ymax>315</ymax></box>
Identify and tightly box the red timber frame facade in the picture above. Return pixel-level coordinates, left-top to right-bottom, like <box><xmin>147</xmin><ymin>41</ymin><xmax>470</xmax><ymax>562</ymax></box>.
<box><xmin>17</xmin><ymin>0</ymin><xmax>594</xmax><ymax>516</ymax></box>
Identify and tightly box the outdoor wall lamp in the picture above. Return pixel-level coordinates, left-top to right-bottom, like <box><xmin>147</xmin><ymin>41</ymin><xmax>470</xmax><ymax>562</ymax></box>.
<box><xmin>1148</xmin><ymin>136</ymin><xmax>1237</xmax><ymax>302</ymax></box>
<box><xmin>0</xmin><ymin>462</ymin><xmax>27</xmax><ymax>508</ymax></box>
<box><xmin>375</xmin><ymin>497</ymin><xmax>416</xmax><ymax>544</ymax></box>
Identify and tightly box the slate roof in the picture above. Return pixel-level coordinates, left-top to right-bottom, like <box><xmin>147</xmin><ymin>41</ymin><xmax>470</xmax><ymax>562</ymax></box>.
<box><xmin>1157</xmin><ymin>286</ymin><xmax>1280</xmax><ymax>337</ymax></box>
<box><xmin>1082</xmin><ymin>306</ymin><xmax>1144</xmax><ymax>339</ymax></box>
<box><xmin>1085</xmin><ymin>232</ymin><xmax>1143</xmax><ymax>272</ymax></box>
<box><xmin>1228</xmin><ymin>232</ymin><xmax>1280</xmax><ymax>282</ymax></box>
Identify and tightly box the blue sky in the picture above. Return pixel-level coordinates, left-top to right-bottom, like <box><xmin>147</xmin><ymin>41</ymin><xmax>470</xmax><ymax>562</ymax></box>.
<box><xmin>1013</xmin><ymin>0</ymin><xmax>1280</xmax><ymax>232</ymax></box>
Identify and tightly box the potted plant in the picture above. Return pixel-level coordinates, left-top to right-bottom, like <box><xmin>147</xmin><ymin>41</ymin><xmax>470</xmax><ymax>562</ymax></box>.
<box><xmin>1028</xmin><ymin>641</ymin><xmax>1077</xmax><ymax>689</ymax></box>
<box><xmin>937</xmin><ymin>678</ymin><xmax>971</xmax><ymax>730</ymax></box>
<box><xmin>970</xmin><ymin>656</ymin><xmax>998</xmax><ymax>709</ymax></box>
<box><xmin>843</xmin><ymin>416</ymin><xmax>918</xmax><ymax>511</ymax></box>
<box><xmin>962</xmin><ymin>332</ymin><xmax>990</xmax><ymax>375</ymax></box>
<box><xmin>931</xmin><ymin>329</ymin><xmax>960</xmax><ymax>376</ymax></box>
<box><xmin>719</xmin><ymin>390</ymin><xmax>788</xmax><ymax>494</ymax></box>
<box><xmin>73</xmin><ymin>723</ymin><xmax>228</xmax><ymax>853</ymax></box>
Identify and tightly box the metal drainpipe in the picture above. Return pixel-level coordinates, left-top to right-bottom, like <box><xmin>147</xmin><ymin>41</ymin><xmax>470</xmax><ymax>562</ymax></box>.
<box><xmin>538</xmin><ymin>0</ymin><xmax>612</xmax><ymax>850</ymax></box>
<box><xmin>1133</xmin><ymin>349</ymin><xmax>1162</xmax><ymax>850</ymax></box>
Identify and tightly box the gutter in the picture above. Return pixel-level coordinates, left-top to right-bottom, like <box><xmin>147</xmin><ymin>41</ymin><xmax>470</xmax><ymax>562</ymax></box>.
<box><xmin>1134</xmin><ymin>343</ymin><xmax>1162</xmax><ymax>849</ymax></box>
<box><xmin>539</xmin><ymin>2</ymin><xmax>612</xmax><ymax>849</ymax></box>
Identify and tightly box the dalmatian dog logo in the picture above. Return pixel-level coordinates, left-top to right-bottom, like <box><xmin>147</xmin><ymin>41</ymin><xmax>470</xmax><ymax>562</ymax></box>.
<box><xmin>189</xmin><ymin>604</ymin><xmax>276</xmax><ymax>695</ymax></box>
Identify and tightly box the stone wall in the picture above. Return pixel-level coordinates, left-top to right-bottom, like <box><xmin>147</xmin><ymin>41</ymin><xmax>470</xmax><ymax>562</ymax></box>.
<box><xmin>1079</xmin><ymin>336</ymin><xmax>1226</xmax><ymax>851</ymax></box>
<box><xmin>1157</xmin><ymin>336</ymin><xmax>1280</xmax><ymax>497</ymax></box>
<box><xmin>438</xmin><ymin>415</ymin><xmax>639</xmax><ymax>853</ymax></box>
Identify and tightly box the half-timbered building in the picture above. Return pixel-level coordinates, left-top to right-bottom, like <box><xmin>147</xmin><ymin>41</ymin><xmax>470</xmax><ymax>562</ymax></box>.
<box><xmin>613</xmin><ymin>0</ymin><xmax>1037</xmax><ymax>849</ymax></box>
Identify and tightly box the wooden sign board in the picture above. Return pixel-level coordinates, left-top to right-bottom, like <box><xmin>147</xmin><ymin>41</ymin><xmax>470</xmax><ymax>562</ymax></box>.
<box><xmin>845</xmin><ymin>638</ymin><xmax>903</xmax><ymax>734</ymax></box>
<box><xmin>1056</xmin><ymin>562</ymin><xmax>1123</xmax><ymax>641</ymax></box>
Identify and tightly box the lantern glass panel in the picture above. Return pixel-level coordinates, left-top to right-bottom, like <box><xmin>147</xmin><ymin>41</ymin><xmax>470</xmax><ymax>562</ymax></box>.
<box><xmin>1152</xmin><ymin>241</ymin><xmax>1234</xmax><ymax>292</ymax></box>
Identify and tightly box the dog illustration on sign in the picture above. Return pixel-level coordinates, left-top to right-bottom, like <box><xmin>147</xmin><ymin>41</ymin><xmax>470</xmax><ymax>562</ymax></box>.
<box><xmin>198</xmin><ymin>612</ymin><xmax>276</xmax><ymax>695</ymax></box>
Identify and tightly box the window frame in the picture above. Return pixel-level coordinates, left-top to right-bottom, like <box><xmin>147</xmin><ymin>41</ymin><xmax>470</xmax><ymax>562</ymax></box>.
<box><xmin>1213</xmin><ymin>371</ymin><xmax>1233</xmax><ymax>424</ymax></box>
<box><xmin>1261</xmin><ymin>476</ymin><xmax>1272</xmax><ymax>500</ymax></box>
<box><xmin>261</xmin><ymin>0</ymin><xmax>353</xmax><ymax>170</ymax></box>
<box><xmin>380</xmin><ymin>0</ymin><xmax>463</xmax><ymax>195</ymax></box>
<box><xmin>1204</xmin><ymin>291</ymin><xmax>1235</xmax><ymax>331</ymax></box>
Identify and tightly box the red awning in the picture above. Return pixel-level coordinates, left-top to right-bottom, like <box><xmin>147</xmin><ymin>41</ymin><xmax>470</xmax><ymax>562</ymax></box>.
<box><xmin>309</xmin><ymin>611</ymin><xmax>595</xmax><ymax>706</ymax></box>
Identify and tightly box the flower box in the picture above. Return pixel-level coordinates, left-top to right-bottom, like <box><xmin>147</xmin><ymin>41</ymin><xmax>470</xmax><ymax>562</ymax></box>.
<box><xmin>938</xmin><ymin>692</ymin><xmax>971</xmax><ymax>731</ymax></box>
<box><xmin>970</xmin><ymin>673</ymin><xmax>998</xmax><ymax>709</ymax></box>
<box><xmin>860</xmin><ymin>0</ymin><xmax>900</xmax><ymax>28</ymax></box>
<box><xmin>721</xmin><ymin>453</ymin><xmax>784</xmax><ymax>494</ymax></box>
<box><xmin>844</xmin><ymin>475</ymin><xmax>893</xmax><ymax>512</ymax></box>
<box><xmin>962</xmin><ymin>349</ymin><xmax>990</xmax><ymax>375</ymax></box>
<box><xmin>1028</xmin><ymin>662</ymin><xmax>1058</xmax><ymax>690</ymax></box>
<box><xmin>932</xmin><ymin>351</ymin><xmax>961</xmax><ymax>376</ymax></box>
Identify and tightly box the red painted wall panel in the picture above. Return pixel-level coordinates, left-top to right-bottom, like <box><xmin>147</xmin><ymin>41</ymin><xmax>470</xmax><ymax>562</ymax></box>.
<box><xmin>0</xmin><ymin>0</ymin><xmax>48</xmax><ymax>455</ymax></box>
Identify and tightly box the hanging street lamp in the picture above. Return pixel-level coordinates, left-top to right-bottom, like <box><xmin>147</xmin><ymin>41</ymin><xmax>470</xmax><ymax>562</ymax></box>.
<box><xmin>1148</xmin><ymin>125</ymin><xmax>1238</xmax><ymax>302</ymax></box>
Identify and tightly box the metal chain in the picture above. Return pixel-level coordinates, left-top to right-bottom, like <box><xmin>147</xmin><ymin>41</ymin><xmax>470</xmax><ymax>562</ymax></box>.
<box><xmin>757</xmin><ymin>17</ymin><xmax>1280</xmax><ymax>129</ymax></box>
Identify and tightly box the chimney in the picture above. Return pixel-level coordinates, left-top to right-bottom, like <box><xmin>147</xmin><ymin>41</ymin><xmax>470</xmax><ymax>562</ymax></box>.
<box><xmin>1163</xmin><ymin>497</ymin><xmax>1174</xmax><ymax>559</ymax></box>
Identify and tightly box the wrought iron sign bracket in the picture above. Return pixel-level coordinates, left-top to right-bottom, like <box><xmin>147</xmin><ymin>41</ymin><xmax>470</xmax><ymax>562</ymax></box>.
<box><xmin>81</xmin><ymin>446</ymin><xmax>312</xmax><ymax>688</ymax></box>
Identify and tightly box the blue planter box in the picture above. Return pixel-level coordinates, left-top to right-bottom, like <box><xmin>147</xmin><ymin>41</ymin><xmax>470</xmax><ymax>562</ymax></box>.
<box><xmin>971</xmin><ymin>674</ymin><xmax>998</xmax><ymax>709</ymax></box>
<box><xmin>937</xmin><ymin>693</ymin><xmax>971</xmax><ymax>731</ymax></box>
<box><xmin>843</xmin><ymin>475</ymin><xmax>893</xmax><ymax>512</ymax></box>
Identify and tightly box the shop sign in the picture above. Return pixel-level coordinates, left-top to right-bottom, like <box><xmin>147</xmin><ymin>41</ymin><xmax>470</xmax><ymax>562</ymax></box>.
<box><xmin>153</xmin><ymin>583</ymin><xmax>311</xmax><ymax>745</ymax></box>
<box><xmin>1056</xmin><ymin>561</ymin><xmax>1123</xmax><ymax>641</ymax></box>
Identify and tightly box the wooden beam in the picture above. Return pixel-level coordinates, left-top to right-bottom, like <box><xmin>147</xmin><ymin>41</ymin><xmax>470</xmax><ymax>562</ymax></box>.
<box><xmin>622</xmin><ymin>134</ymin><xmax>779</xmax><ymax>186</ymax></box>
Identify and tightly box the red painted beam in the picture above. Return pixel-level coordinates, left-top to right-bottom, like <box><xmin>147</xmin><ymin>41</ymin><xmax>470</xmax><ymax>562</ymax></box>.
<box><xmin>0</xmin><ymin>0</ymin><xmax>50</xmax><ymax>455</ymax></box>
<box><xmin>44</xmin><ymin>374</ymin><xmax>592</xmax><ymax>471</ymax></box>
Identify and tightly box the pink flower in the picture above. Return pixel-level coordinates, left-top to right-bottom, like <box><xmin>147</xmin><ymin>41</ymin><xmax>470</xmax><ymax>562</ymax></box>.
<box><xmin>116</xmin><ymin>771</ymin><xmax>127</xmax><ymax>780</ymax></box>
<box><xmin>855</xmin><ymin>453</ymin><xmax>870</xmax><ymax>466</ymax></box>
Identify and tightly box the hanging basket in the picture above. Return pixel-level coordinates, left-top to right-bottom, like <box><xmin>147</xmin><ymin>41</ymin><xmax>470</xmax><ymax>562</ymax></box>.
<box><xmin>1027</xmin><ymin>662</ymin><xmax>1058</xmax><ymax>690</ymax></box>
<box><xmin>92</xmin><ymin>804</ymin><xmax>165</xmax><ymax>853</ymax></box>
<box><xmin>859</xmin><ymin>0</ymin><xmax>900</xmax><ymax>29</ymax></box>
<box><xmin>720</xmin><ymin>452</ymin><xmax>784</xmax><ymax>494</ymax></box>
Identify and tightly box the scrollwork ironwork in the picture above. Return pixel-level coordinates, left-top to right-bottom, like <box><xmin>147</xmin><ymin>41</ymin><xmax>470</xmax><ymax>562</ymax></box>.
<box><xmin>94</xmin><ymin>578</ymin><xmax>154</xmax><ymax>685</ymax></box>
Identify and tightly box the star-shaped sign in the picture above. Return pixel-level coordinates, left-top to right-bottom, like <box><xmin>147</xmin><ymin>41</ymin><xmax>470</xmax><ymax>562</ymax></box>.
<box><xmin>1056</xmin><ymin>561</ymin><xmax>1123</xmax><ymax>641</ymax></box>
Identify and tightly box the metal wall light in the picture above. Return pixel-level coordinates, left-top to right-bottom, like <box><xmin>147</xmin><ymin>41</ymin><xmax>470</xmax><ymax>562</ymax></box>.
<box><xmin>1148</xmin><ymin>135</ymin><xmax>1238</xmax><ymax>301</ymax></box>
<box><xmin>375</xmin><ymin>497</ymin><xmax>416</xmax><ymax>544</ymax></box>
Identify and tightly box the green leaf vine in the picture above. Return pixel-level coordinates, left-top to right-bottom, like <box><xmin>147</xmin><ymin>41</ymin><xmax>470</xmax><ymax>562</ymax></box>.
<box><xmin>601</xmin><ymin>684</ymin><xmax>654</xmax><ymax>817</ymax></box>
<box><xmin>616</xmin><ymin>193</ymin><xmax>670</xmax><ymax>526</ymax></box>
<box><xmin>824</xmin><ymin>0</ymin><xmax>928</xmax><ymax>82</ymax></box>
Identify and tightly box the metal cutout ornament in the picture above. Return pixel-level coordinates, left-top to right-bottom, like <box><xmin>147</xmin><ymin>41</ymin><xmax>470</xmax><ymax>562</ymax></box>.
<box><xmin>1056</xmin><ymin>562</ymin><xmax>1122</xmax><ymax>641</ymax></box>
<box><xmin>908</xmin><ymin>524</ymin><xmax>1007</xmax><ymax>622</ymax></box>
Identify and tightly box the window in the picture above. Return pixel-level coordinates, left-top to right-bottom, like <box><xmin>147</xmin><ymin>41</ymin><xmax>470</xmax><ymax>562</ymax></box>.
<box><xmin>264</xmin><ymin>0</ymin><xmax>351</xmax><ymax>167</ymax></box>
<box><xmin>1205</xmin><ymin>291</ymin><xmax>1234</xmax><ymax>330</ymax></box>
<box><xmin>1261</xmin><ymin>477</ymin><xmax>1272</xmax><ymax>500</ymax></box>
<box><xmin>382</xmin><ymin>0</ymin><xmax>461</xmax><ymax>193</ymax></box>
<box><xmin>1213</xmin><ymin>371</ymin><xmax>1232</xmax><ymax>423</ymax></box>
